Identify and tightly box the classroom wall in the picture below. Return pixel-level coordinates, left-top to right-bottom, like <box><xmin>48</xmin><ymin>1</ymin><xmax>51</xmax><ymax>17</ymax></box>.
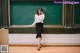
<box><xmin>9</xmin><ymin>34</ymin><xmax>80</xmax><ymax>45</ymax></box>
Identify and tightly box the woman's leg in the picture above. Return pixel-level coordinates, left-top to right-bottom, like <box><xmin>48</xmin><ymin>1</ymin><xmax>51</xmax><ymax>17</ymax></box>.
<box><xmin>37</xmin><ymin>37</ymin><xmax>42</xmax><ymax>51</ymax></box>
<box><xmin>37</xmin><ymin>37</ymin><xmax>42</xmax><ymax>47</ymax></box>
<box><xmin>36</xmin><ymin>23</ymin><xmax>43</xmax><ymax>50</ymax></box>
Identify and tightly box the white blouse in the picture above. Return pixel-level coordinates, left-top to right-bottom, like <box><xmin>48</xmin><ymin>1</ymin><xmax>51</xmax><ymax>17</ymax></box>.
<box><xmin>31</xmin><ymin>14</ymin><xmax>45</xmax><ymax>26</ymax></box>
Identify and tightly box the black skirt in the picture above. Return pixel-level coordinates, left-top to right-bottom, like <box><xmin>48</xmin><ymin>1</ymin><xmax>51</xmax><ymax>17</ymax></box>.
<box><xmin>36</xmin><ymin>22</ymin><xmax>43</xmax><ymax>38</ymax></box>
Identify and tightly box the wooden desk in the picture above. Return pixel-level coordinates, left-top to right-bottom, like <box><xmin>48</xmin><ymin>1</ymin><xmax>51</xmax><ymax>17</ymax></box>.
<box><xmin>0</xmin><ymin>29</ymin><xmax>9</xmax><ymax>53</ymax></box>
<box><xmin>0</xmin><ymin>29</ymin><xmax>9</xmax><ymax>45</ymax></box>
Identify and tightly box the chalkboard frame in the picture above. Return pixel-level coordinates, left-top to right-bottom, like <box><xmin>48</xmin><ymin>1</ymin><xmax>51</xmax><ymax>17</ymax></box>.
<box><xmin>8</xmin><ymin>0</ymin><xmax>64</xmax><ymax>28</ymax></box>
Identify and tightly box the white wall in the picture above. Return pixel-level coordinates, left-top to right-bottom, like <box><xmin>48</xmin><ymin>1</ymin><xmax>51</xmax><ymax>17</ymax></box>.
<box><xmin>9</xmin><ymin>34</ymin><xmax>80</xmax><ymax>45</ymax></box>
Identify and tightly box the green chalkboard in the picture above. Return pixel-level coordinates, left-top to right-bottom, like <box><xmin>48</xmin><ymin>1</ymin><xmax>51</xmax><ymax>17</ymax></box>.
<box><xmin>75</xmin><ymin>4</ymin><xmax>80</xmax><ymax>25</ymax></box>
<box><xmin>10</xmin><ymin>1</ymin><xmax>62</xmax><ymax>25</ymax></box>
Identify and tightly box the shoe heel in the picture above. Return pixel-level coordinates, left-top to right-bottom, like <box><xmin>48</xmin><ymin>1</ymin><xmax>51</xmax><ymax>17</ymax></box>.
<box><xmin>38</xmin><ymin>48</ymin><xmax>40</xmax><ymax>51</ymax></box>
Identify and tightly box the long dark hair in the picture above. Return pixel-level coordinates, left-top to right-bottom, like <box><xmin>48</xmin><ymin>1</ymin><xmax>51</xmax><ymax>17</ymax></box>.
<box><xmin>37</xmin><ymin>8</ymin><xmax>43</xmax><ymax>15</ymax></box>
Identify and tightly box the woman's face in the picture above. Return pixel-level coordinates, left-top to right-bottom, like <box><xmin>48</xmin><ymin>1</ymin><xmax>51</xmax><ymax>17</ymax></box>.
<box><xmin>38</xmin><ymin>9</ymin><xmax>42</xmax><ymax>14</ymax></box>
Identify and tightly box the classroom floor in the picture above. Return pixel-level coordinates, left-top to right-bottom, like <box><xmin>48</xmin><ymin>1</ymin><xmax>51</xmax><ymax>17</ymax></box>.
<box><xmin>9</xmin><ymin>46</ymin><xmax>80</xmax><ymax>53</ymax></box>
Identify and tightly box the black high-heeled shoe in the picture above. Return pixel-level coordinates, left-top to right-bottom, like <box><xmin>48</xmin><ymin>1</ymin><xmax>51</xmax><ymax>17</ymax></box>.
<box><xmin>37</xmin><ymin>48</ymin><xmax>40</xmax><ymax>51</ymax></box>
<box><xmin>37</xmin><ymin>46</ymin><xmax>41</xmax><ymax>51</ymax></box>
<box><xmin>37</xmin><ymin>46</ymin><xmax>42</xmax><ymax>51</ymax></box>
<box><xmin>39</xmin><ymin>46</ymin><xmax>42</xmax><ymax>48</ymax></box>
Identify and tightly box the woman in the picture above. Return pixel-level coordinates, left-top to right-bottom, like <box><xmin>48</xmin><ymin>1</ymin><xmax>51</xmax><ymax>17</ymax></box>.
<box><xmin>29</xmin><ymin>8</ymin><xmax>45</xmax><ymax>51</ymax></box>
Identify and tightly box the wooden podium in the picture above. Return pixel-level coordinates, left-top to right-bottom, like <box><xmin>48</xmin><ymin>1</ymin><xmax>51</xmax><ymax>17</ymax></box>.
<box><xmin>0</xmin><ymin>29</ymin><xmax>9</xmax><ymax>53</ymax></box>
